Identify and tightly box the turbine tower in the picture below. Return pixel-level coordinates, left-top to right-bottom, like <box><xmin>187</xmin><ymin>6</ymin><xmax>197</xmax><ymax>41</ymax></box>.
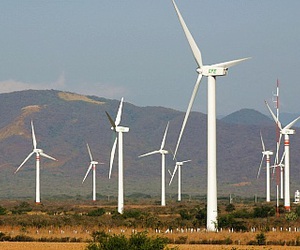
<box><xmin>105</xmin><ymin>97</ymin><xmax>129</xmax><ymax>214</ymax></box>
<box><xmin>169</xmin><ymin>159</ymin><xmax>191</xmax><ymax>201</ymax></box>
<box><xmin>82</xmin><ymin>143</ymin><xmax>103</xmax><ymax>202</ymax></box>
<box><xmin>139</xmin><ymin>122</ymin><xmax>169</xmax><ymax>206</ymax></box>
<box><xmin>265</xmin><ymin>101</ymin><xmax>300</xmax><ymax>211</ymax></box>
<box><xmin>171</xmin><ymin>0</ymin><xmax>250</xmax><ymax>231</ymax></box>
<box><xmin>14</xmin><ymin>120</ymin><xmax>57</xmax><ymax>203</ymax></box>
<box><xmin>257</xmin><ymin>131</ymin><xmax>273</xmax><ymax>202</ymax></box>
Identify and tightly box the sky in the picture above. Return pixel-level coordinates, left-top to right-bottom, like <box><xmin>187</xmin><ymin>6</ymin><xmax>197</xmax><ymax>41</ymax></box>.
<box><xmin>1</xmin><ymin>0</ymin><xmax>300</xmax><ymax>116</ymax></box>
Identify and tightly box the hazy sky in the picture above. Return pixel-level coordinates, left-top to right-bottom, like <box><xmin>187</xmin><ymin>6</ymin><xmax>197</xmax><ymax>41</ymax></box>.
<box><xmin>1</xmin><ymin>0</ymin><xmax>300</xmax><ymax>115</ymax></box>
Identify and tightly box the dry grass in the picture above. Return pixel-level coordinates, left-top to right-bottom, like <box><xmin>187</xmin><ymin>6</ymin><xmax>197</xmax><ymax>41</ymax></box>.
<box><xmin>169</xmin><ymin>245</ymin><xmax>300</xmax><ymax>249</ymax></box>
<box><xmin>1</xmin><ymin>242</ymin><xmax>300</xmax><ymax>250</ymax></box>
<box><xmin>0</xmin><ymin>242</ymin><xmax>86</xmax><ymax>250</ymax></box>
<box><xmin>58</xmin><ymin>92</ymin><xmax>104</xmax><ymax>105</ymax></box>
<box><xmin>0</xmin><ymin>226</ymin><xmax>300</xmax><ymax>246</ymax></box>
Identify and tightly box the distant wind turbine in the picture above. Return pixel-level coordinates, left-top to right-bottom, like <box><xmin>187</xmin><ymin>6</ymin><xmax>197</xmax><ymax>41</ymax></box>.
<box><xmin>139</xmin><ymin>122</ymin><xmax>169</xmax><ymax>206</ymax></box>
<box><xmin>14</xmin><ymin>120</ymin><xmax>57</xmax><ymax>203</ymax></box>
<box><xmin>265</xmin><ymin>101</ymin><xmax>300</xmax><ymax>211</ymax></box>
<box><xmin>169</xmin><ymin>158</ymin><xmax>191</xmax><ymax>202</ymax></box>
<box><xmin>171</xmin><ymin>0</ymin><xmax>250</xmax><ymax>231</ymax></box>
<box><xmin>82</xmin><ymin>143</ymin><xmax>104</xmax><ymax>202</ymax></box>
<box><xmin>105</xmin><ymin>97</ymin><xmax>129</xmax><ymax>214</ymax></box>
<box><xmin>257</xmin><ymin>131</ymin><xmax>273</xmax><ymax>202</ymax></box>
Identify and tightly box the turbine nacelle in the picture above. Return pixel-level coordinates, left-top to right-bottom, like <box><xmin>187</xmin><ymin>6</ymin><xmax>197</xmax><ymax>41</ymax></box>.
<box><xmin>282</xmin><ymin>128</ymin><xmax>295</xmax><ymax>135</ymax></box>
<box><xmin>262</xmin><ymin>151</ymin><xmax>273</xmax><ymax>156</ymax></box>
<box><xmin>197</xmin><ymin>66</ymin><xmax>227</xmax><ymax>77</ymax></box>
<box><xmin>34</xmin><ymin>149</ymin><xmax>43</xmax><ymax>154</ymax></box>
<box><xmin>116</xmin><ymin>126</ymin><xmax>129</xmax><ymax>133</ymax></box>
<box><xmin>159</xmin><ymin>149</ymin><xmax>168</xmax><ymax>155</ymax></box>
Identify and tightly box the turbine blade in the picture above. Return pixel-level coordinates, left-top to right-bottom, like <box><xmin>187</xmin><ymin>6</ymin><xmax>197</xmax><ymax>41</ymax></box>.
<box><xmin>169</xmin><ymin>148</ymin><xmax>177</xmax><ymax>162</ymax></box>
<box><xmin>105</xmin><ymin>111</ymin><xmax>116</xmax><ymax>129</ymax></box>
<box><xmin>265</xmin><ymin>101</ymin><xmax>282</xmax><ymax>130</ymax></box>
<box><xmin>31</xmin><ymin>120</ymin><xmax>37</xmax><ymax>150</ymax></box>
<box><xmin>138</xmin><ymin>150</ymin><xmax>160</xmax><ymax>158</ymax></box>
<box><xmin>257</xmin><ymin>155</ymin><xmax>265</xmax><ymax>179</ymax></box>
<box><xmin>40</xmin><ymin>152</ymin><xmax>57</xmax><ymax>161</ymax></box>
<box><xmin>275</xmin><ymin>133</ymin><xmax>282</xmax><ymax>165</ymax></box>
<box><xmin>168</xmin><ymin>169</ymin><xmax>172</xmax><ymax>176</ymax></box>
<box><xmin>280</xmin><ymin>151</ymin><xmax>286</xmax><ymax>165</ymax></box>
<box><xmin>181</xmin><ymin>160</ymin><xmax>191</xmax><ymax>164</ymax></box>
<box><xmin>109</xmin><ymin>136</ymin><xmax>118</xmax><ymax>179</ymax></box>
<box><xmin>86</xmin><ymin>143</ymin><xmax>93</xmax><ymax>162</ymax></box>
<box><xmin>82</xmin><ymin>163</ymin><xmax>93</xmax><ymax>184</ymax></box>
<box><xmin>15</xmin><ymin>151</ymin><xmax>35</xmax><ymax>173</ymax></box>
<box><xmin>115</xmin><ymin>97</ymin><xmax>124</xmax><ymax>126</ymax></box>
<box><xmin>171</xmin><ymin>0</ymin><xmax>203</xmax><ymax>68</ymax></box>
<box><xmin>169</xmin><ymin>164</ymin><xmax>178</xmax><ymax>185</ymax></box>
<box><xmin>260</xmin><ymin>131</ymin><xmax>266</xmax><ymax>152</ymax></box>
<box><xmin>283</xmin><ymin>115</ymin><xmax>300</xmax><ymax>130</ymax></box>
<box><xmin>210</xmin><ymin>57</ymin><xmax>250</xmax><ymax>69</ymax></box>
<box><xmin>173</xmin><ymin>73</ymin><xmax>203</xmax><ymax>159</ymax></box>
<box><xmin>160</xmin><ymin>122</ymin><xmax>169</xmax><ymax>150</ymax></box>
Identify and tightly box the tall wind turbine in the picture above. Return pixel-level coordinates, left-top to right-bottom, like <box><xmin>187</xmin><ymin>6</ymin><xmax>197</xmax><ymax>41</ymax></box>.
<box><xmin>82</xmin><ymin>143</ymin><xmax>103</xmax><ymax>202</ymax></box>
<box><xmin>257</xmin><ymin>131</ymin><xmax>273</xmax><ymax>202</ymax></box>
<box><xmin>171</xmin><ymin>0</ymin><xmax>250</xmax><ymax>231</ymax></box>
<box><xmin>169</xmin><ymin>158</ymin><xmax>191</xmax><ymax>201</ymax></box>
<box><xmin>265</xmin><ymin>101</ymin><xmax>300</xmax><ymax>211</ymax></box>
<box><xmin>139</xmin><ymin>122</ymin><xmax>169</xmax><ymax>206</ymax></box>
<box><xmin>105</xmin><ymin>97</ymin><xmax>129</xmax><ymax>214</ymax></box>
<box><xmin>14</xmin><ymin>120</ymin><xmax>57</xmax><ymax>203</ymax></box>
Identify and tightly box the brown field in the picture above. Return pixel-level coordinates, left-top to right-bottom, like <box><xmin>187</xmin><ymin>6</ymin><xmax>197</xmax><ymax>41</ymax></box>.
<box><xmin>1</xmin><ymin>227</ymin><xmax>300</xmax><ymax>250</ymax></box>
<box><xmin>1</xmin><ymin>242</ymin><xmax>300</xmax><ymax>250</ymax></box>
<box><xmin>0</xmin><ymin>242</ymin><xmax>86</xmax><ymax>250</ymax></box>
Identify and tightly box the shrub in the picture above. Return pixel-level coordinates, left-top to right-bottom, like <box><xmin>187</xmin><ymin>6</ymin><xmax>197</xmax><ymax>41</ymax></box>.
<box><xmin>218</xmin><ymin>214</ymin><xmax>247</xmax><ymax>231</ymax></box>
<box><xmin>87</xmin><ymin>231</ymin><xmax>170</xmax><ymax>250</ymax></box>
<box><xmin>0</xmin><ymin>206</ymin><xmax>7</xmax><ymax>215</ymax></box>
<box><xmin>225</xmin><ymin>204</ymin><xmax>235</xmax><ymax>212</ymax></box>
<box><xmin>12</xmin><ymin>202</ymin><xmax>32</xmax><ymax>215</ymax></box>
<box><xmin>232</xmin><ymin>208</ymin><xmax>252</xmax><ymax>219</ymax></box>
<box><xmin>122</xmin><ymin>209</ymin><xmax>142</xmax><ymax>219</ymax></box>
<box><xmin>256</xmin><ymin>232</ymin><xmax>266</xmax><ymax>245</ymax></box>
<box><xmin>253</xmin><ymin>205</ymin><xmax>275</xmax><ymax>218</ymax></box>
<box><xmin>179</xmin><ymin>209</ymin><xmax>192</xmax><ymax>220</ymax></box>
<box><xmin>88</xmin><ymin>208</ymin><xmax>105</xmax><ymax>217</ymax></box>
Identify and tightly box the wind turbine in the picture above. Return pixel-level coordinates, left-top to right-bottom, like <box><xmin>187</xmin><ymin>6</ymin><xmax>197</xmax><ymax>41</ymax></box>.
<box><xmin>105</xmin><ymin>97</ymin><xmax>129</xmax><ymax>214</ymax></box>
<box><xmin>257</xmin><ymin>131</ymin><xmax>273</xmax><ymax>202</ymax></box>
<box><xmin>265</xmin><ymin>101</ymin><xmax>300</xmax><ymax>211</ymax></box>
<box><xmin>82</xmin><ymin>143</ymin><xmax>104</xmax><ymax>202</ymax></box>
<box><xmin>139</xmin><ymin>122</ymin><xmax>169</xmax><ymax>206</ymax></box>
<box><xmin>14</xmin><ymin>120</ymin><xmax>57</xmax><ymax>203</ymax></box>
<box><xmin>169</xmin><ymin>158</ymin><xmax>191</xmax><ymax>201</ymax></box>
<box><xmin>171</xmin><ymin>0</ymin><xmax>250</xmax><ymax>231</ymax></box>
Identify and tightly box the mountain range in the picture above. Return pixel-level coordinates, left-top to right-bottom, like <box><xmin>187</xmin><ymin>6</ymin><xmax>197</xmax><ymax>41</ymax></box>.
<box><xmin>0</xmin><ymin>90</ymin><xmax>300</xmax><ymax>201</ymax></box>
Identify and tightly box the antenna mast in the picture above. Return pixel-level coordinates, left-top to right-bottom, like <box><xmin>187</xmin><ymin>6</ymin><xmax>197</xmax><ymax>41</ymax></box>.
<box><xmin>273</xmin><ymin>79</ymin><xmax>280</xmax><ymax>216</ymax></box>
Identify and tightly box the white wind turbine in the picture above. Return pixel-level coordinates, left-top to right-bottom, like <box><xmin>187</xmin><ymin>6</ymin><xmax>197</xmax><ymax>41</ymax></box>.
<box><xmin>82</xmin><ymin>143</ymin><xmax>104</xmax><ymax>202</ymax></box>
<box><xmin>169</xmin><ymin>158</ymin><xmax>191</xmax><ymax>202</ymax></box>
<box><xmin>14</xmin><ymin>120</ymin><xmax>57</xmax><ymax>203</ymax></box>
<box><xmin>257</xmin><ymin>131</ymin><xmax>273</xmax><ymax>202</ymax></box>
<box><xmin>105</xmin><ymin>97</ymin><xmax>129</xmax><ymax>214</ymax></box>
<box><xmin>139</xmin><ymin>122</ymin><xmax>169</xmax><ymax>206</ymax></box>
<box><xmin>171</xmin><ymin>0</ymin><xmax>250</xmax><ymax>231</ymax></box>
<box><xmin>265</xmin><ymin>101</ymin><xmax>300</xmax><ymax>211</ymax></box>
